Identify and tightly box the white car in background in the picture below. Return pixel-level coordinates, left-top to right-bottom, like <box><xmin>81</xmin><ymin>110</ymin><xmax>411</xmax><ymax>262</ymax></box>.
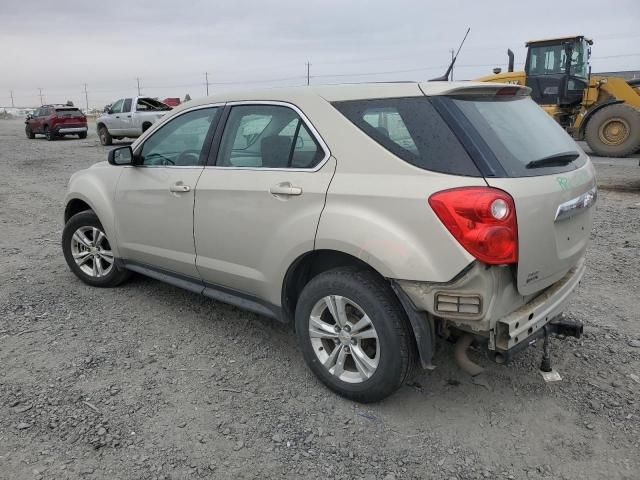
<box><xmin>96</xmin><ymin>96</ymin><xmax>171</xmax><ymax>145</ymax></box>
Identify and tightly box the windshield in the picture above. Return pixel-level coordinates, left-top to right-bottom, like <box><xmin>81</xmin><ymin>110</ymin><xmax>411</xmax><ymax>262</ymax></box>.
<box><xmin>447</xmin><ymin>95</ymin><xmax>585</xmax><ymax>177</ymax></box>
<box><xmin>528</xmin><ymin>39</ymin><xmax>588</xmax><ymax>79</ymax></box>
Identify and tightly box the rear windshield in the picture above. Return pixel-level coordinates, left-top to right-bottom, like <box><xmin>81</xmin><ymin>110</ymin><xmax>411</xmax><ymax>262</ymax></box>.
<box><xmin>444</xmin><ymin>95</ymin><xmax>585</xmax><ymax>177</ymax></box>
<box><xmin>55</xmin><ymin>108</ymin><xmax>83</xmax><ymax>116</ymax></box>
<box><xmin>137</xmin><ymin>98</ymin><xmax>172</xmax><ymax>111</ymax></box>
<box><xmin>332</xmin><ymin>97</ymin><xmax>481</xmax><ymax>177</ymax></box>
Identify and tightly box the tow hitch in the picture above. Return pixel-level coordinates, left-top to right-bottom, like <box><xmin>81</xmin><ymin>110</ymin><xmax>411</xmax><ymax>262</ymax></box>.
<box><xmin>489</xmin><ymin>315</ymin><xmax>583</xmax><ymax>365</ymax></box>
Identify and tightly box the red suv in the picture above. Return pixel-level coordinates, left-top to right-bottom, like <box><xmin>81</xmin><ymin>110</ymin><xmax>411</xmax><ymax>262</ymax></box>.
<box><xmin>25</xmin><ymin>105</ymin><xmax>88</xmax><ymax>141</ymax></box>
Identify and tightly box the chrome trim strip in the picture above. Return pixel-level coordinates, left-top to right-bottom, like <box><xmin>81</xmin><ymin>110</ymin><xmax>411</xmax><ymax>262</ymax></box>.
<box><xmin>554</xmin><ymin>186</ymin><xmax>597</xmax><ymax>222</ymax></box>
<box><xmin>58</xmin><ymin>127</ymin><xmax>88</xmax><ymax>133</ymax></box>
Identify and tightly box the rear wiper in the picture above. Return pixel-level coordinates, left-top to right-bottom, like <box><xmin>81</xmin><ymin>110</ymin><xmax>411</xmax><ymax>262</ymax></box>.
<box><xmin>526</xmin><ymin>151</ymin><xmax>580</xmax><ymax>169</ymax></box>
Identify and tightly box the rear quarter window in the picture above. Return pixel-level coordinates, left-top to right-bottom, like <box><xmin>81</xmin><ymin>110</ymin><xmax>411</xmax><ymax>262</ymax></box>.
<box><xmin>332</xmin><ymin>97</ymin><xmax>481</xmax><ymax>177</ymax></box>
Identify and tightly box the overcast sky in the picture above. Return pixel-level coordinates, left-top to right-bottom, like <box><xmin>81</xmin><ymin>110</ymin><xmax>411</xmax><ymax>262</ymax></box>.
<box><xmin>1</xmin><ymin>0</ymin><xmax>638</xmax><ymax>108</ymax></box>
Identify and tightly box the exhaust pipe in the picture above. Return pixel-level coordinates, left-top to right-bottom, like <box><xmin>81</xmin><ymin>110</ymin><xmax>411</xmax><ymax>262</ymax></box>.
<box><xmin>454</xmin><ymin>334</ymin><xmax>484</xmax><ymax>376</ymax></box>
<box><xmin>507</xmin><ymin>49</ymin><xmax>515</xmax><ymax>72</ymax></box>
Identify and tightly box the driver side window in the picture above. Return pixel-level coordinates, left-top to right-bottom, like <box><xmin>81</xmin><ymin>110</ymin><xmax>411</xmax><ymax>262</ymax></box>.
<box><xmin>139</xmin><ymin>107</ymin><xmax>219</xmax><ymax>167</ymax></box>
<box><xmin>110</xmin><ymin>99</ymin><xmax>124</xmax><ymax>114</ymax></box>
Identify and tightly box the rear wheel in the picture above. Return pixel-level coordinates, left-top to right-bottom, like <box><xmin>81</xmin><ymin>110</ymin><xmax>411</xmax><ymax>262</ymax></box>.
<box><xmin>78</xmin><ymin>132</ymin><xmax>87</xmax><ymax>139</ymax></box>
<box><xmin>585</xmin><ymin>104</ymin><xmax>640</xmax><ymax>157</ymax></box>
<box><xmin>25</xmin><ymin>125</ymin><xmax>35</xmax><ymax>139</ymax></box>
<box><xmin>295</xmin><ymin>267</ymin><xmax>416</xmax><ymax>403</ymax></box>
<box><xmin>45</xmin><ymin>126</ymin><xmax>55</xmax><ymax>141</ymax></box>
<box><xmin>98</xmin><ymin>126</ymin><xmax>112</xmax><ymax>146</ymax></box>
<box><xmin>62</xmin><ymin>211</ymin><xmax>130</xmax><ymax>287</ymax></box>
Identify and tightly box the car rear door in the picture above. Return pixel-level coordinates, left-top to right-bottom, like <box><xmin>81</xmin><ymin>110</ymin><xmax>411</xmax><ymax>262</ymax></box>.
<box><xmin>427</xmin><ymin>86</ymin><xmax>596</xmax><ymax>295</ymax></box>
<box><xmin>193</xmin><ymin>102</ymin><xmax>335</xmax><ymax>305</ymax></box>
<box><xmin>114</xmin><ymin>105</ymin><xmax>222</xmax><ymax>278</ymax></box>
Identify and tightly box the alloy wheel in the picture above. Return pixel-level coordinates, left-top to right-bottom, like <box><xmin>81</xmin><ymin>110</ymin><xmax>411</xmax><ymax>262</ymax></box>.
<box><xmin>70</xmin><ymin>226</ymin><xmax>114</xmax><ymax>278</ymax></box>
<box><xmin>308</xmin><ymin>295</ymin><xmax>380</xmax><ymax>383</ymax></box>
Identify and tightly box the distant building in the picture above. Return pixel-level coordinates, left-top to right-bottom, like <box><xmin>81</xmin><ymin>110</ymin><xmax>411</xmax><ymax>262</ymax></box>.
<box><xmin>595</xmin><ymin>70</ymin><xmax>640</xmax><ymax>81</ymax></box>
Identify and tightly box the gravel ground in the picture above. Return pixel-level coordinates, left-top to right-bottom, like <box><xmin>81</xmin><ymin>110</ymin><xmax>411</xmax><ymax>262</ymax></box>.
<box><xmin>0</xmin><ymin>119</ymin><xmax>639</xmax><ymax>480</ymax></box>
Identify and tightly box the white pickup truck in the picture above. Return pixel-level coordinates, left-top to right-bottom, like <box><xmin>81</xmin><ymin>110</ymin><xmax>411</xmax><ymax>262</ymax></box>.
<box><xmin>96</xmin><ymin>97</ymin><xmax>172</xmax><ymax>145</ymax></box>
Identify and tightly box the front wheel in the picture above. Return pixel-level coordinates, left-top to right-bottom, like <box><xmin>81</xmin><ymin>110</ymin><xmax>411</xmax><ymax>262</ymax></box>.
<box><xmin>62</xmin><ymin>211</ymin><xmax>130</xmax><ymax>287</ymax></box>
<box><xmin>98</xmin><ymin>126</ymin><xmax>112</xmax><ymax>146</ymax></box>
<box><xmin>295</xmin><ymin>267</ymin><xmax>416</xmax><ymax>403</ymax></box>
<box><xmin>25</xmin><ymin>125</ymin><xmax>35</xmax><ymax>139</ymax></box>
<box><xmin>584</xmin><ymin>104</ymin><xmax>640</xmax><ymax>157</ymax></box>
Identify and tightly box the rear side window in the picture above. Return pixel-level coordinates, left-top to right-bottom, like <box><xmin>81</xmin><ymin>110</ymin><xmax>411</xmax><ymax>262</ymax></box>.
<box><xmin>332</xmin><ymin>97</ymin><xmax>481</xmax><ymax>177</ymax></box>
<box><xmin>216</xmin><ymin>105</ymin><xmax>325</xmax><ymax>169</ymax></box>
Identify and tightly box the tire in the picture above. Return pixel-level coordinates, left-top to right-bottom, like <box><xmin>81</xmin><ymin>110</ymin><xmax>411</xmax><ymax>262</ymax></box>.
<box><xmin>62</xmin><ymin>211</ymin><xmax>130</xmax><ymax>288</ymax></box>
<box><xmin>295</xmin><ymin>267</ymin><xmax>416</xmax><ymax>403</ymax></box>
<box><xmin>78</xmin><ymin>132</ymin><xmax>87</xmax><ymax>139</ymax></box>
<box><xmin>45</xmin><ymin>126</ymin><xmax>55</xmax><ymax>141</ymax></box>
<box><xmin>25</xmin><ymin>125</ymin><xmax>35</xmax><ymax>139</ymax></box>
<box><xmin>98</xmin><ymin>126</ymin><xmax>112</xmax><ymax>146</ymax></box>
<box><xmin>584</xmin><ymin>104</ymin><xmax>640</xmax><ymax>157</ymax></box>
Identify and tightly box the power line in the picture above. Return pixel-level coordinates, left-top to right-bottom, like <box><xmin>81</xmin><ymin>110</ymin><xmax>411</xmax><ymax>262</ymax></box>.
<box><xmin>83</xmin><ymin>83</ymin><xmax>89</xmax><ymax>112</ymax></box>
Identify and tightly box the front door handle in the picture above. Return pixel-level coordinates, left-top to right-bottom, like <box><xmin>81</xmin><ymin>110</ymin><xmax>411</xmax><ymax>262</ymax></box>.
<box><xmin>170</xmin><ymin>183</ymin><xmax>191</xmax><ymax>193</ymax></box>
<box><xmin>270</xmin><ymin>183</ymin><xmax>303</xmax><ymax>196</ymax></box>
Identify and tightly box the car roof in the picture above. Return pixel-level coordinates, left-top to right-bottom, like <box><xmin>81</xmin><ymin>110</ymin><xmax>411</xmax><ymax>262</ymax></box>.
<box><xmin>181</xmin><ymin>81</ymin><xmax>514</xmax><ymax>109</ymax></box>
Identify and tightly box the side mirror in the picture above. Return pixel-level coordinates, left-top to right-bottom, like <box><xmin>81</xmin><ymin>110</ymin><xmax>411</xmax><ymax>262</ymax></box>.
<box><xmin>108</xmin><ymin>146</ymin><xmax>134</xmax><ymax>166</ymax></box>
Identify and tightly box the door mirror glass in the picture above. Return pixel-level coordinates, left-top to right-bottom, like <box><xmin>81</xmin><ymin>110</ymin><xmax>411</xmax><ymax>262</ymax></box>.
<box><xmin>108</xmin><ymin>146</ymin><xmax>134</xmax><ymax>166</ymax></box>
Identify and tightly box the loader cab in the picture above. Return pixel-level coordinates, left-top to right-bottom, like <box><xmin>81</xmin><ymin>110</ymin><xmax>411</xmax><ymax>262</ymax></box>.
<box><xmin>525</xmin><ymin>36</ymin><xmax>592</xmax><ymax>106</ymax></box>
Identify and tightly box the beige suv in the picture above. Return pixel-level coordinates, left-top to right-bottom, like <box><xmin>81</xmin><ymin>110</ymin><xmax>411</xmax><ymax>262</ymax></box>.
<box><xmin>62</xmin><ymin>82</ymin><xmax>596</xmax><ymax>402</ymax></box>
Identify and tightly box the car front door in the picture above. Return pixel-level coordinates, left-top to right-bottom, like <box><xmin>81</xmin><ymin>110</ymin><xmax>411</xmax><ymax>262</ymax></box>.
<box><xmin>30</xmin><ymin>108</ymin><xmax>44</xmax><ymax>132</ymax></box>
<box><xmin>105</xmin><ymin>99</ymin><xmax>125</xmax><ymax>135</ymax></box>
<box><xmin>114</xmin><ymin>105</ymin><xmax>222</xmax><ymax>278</ymax></box>
<box><xmin>193</xmin><ymin>102</ymin><xmax>335</xmax><ymax>305</ymax></box>
<box><xmin>119</xmin><ymin>98</ymin><xmax>136</xmax><ymax>136</ymax></box>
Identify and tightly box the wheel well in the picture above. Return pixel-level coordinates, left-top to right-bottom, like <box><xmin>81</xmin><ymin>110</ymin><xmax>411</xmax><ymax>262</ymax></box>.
<box><xmin>65</xmin><ymin>199</ymin><xmax>92</xmax><ymax>223</ymax></box>
<box><xmin>281</xmin><ymin>250</ymin><xmax>383</xmax><ymax>324</ymax></box>
<box><xmin>97</xmin><ymin>122</ymin><xmax>106</xmax><ymax>130</ymax></box>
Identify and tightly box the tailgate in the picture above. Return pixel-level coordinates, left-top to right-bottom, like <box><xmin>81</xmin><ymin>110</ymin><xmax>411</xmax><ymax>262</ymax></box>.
<box><xmin>487</xmin><ymin>161</ymin><xmax>596</xmax><ymax>295</ymax></box>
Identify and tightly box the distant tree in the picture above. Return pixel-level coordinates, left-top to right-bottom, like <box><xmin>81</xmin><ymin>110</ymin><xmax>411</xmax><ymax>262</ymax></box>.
<box><xmin>184</xmin><ymin>94</ymin><xmax>192</xmax><ymax>102</ymax></box>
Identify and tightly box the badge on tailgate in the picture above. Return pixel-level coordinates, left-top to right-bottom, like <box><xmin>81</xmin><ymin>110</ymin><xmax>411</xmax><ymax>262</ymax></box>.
<box><xmin>554</xmin><ymin>186</ymin><xmax>597</xmax><ymax>222</ymax></box>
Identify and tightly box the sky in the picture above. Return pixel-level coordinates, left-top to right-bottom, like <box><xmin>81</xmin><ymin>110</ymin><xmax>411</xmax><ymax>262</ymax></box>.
<box><xmin>1</xmin><ymin>0</ymin><xmax>639</xmax><ymax>109</ymax></box>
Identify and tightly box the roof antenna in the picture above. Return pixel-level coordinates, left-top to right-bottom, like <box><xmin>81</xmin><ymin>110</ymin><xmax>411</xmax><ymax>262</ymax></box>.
<box><xmin>429</xmin><ymin>27</ymin><xmax>471</xmax><ymax>82</ymax></box>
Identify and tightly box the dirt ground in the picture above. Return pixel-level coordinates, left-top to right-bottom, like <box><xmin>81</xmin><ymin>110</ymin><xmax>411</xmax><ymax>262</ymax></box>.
<box><xmin>0</xmin><ymin>119</ymin><xmax>639</xmax><ymax>480</ymax></box>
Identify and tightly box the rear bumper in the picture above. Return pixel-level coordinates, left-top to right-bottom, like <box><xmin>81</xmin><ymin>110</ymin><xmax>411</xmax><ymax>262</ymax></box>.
<box><xmin>490</xmin><ymin>257</ymin><xmax>586</xmax><ymax>354</ymax></box>
<box><xmin>56</xmin><ymin>126</ymin><xmax>88</xmax><ymax>134</ymax></box>
<box><xmin>397</xmin><ymin>256</ymin><xmax>586</xmax><ymax>359</ymax></box>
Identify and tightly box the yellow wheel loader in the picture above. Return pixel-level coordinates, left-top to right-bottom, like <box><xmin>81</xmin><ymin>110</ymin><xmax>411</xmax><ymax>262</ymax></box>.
<box><xmin>477</xmin><ymin>36</ymin><xmax>640</xmax><ymax>157</ymax></box>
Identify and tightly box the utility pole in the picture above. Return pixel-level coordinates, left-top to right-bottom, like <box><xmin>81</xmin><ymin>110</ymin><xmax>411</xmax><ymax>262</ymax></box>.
<box><xmin>10</xmin><ymin>90</ymin><xmax>14</xmax><ymax>108</ymax></box>
<box><xmin>205</xmin><ymin>72</ymin><xmax>210</xmax><ymax>96</ymax></box>
<box><xmin>83</xmin><ymin>83</ymin><xmax>89</xmax><ymax>113</ymax></box>
<box><xmin>136</xmin><ymin>77</ymin><xmax>141</xmax><ymax>95</ymax></box>
<box><xmin>450</xmin><ymin>49</ymin><xmax>455</xmax><ymax>80</ymax></box>
<box><xmin>38</xmin><ymin>88</ymin><xmax>44</xmax><ymax>105</ymax></box>
<box><xmin>306</xmin><ymin>61</ymin><xmax>311</xmax><ymax>86</ymax></box>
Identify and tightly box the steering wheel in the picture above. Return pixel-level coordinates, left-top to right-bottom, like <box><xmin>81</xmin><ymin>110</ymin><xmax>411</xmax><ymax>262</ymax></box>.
<box><xmin>176</xmin><ymin>150</ymin><xmax>201</xmax><ymax>166</ymax></box>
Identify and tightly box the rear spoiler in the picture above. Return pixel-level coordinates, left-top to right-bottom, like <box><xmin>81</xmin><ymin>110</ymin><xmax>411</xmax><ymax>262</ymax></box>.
<box><xmin>438</xmin><ymin>84</ymin><xmax>532</xmax><ymax>97</ymax></box>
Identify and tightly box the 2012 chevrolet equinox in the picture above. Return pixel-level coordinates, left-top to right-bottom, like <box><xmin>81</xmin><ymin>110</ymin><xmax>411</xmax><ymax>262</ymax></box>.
<box><xmin>62</xmin><ymin>82</ymin><xmax>596</xmax><ymax>402</ymax></box>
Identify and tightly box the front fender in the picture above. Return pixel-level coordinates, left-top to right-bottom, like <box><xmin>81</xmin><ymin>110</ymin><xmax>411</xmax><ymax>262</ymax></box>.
<box><xmin>65</xmin><ymin>165</ymin><xmax>123</xmax><ymax>257</ymax></box>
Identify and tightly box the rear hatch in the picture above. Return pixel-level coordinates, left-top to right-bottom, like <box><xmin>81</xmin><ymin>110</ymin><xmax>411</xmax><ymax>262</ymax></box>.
<box><xmin>423</xmin><ymin>84</ymin><xmax>596</xmax><ymax>295</ymax></box>
<box><xmin>56</xmin><ymin>108</ymin><xmax>86</xmax><ymax>124</ymax></box>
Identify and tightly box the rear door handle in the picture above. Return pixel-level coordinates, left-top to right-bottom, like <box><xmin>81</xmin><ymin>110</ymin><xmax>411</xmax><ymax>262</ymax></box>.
<box><xmin>170</xmin><ymin>183</ymin><xmax>191</xmax><ymax>193</ymax></box>
<box><xmin>270</xmin><ymin>183</ymin><xmax>303</xmax><ymax>196</ymax></box>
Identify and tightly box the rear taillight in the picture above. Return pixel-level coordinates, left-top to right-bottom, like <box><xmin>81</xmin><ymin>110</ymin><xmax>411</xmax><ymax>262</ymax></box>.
<box><xmin>428</xmin><ymin>187</ymin><xmax>518</xmax><ymax>264</ymax></box>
